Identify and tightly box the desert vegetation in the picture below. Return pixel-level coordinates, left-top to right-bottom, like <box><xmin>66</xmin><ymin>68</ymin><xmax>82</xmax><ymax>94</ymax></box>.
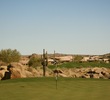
<box><xmin>0</xmin><ymin>49</ymin><xmax>110</xmax><ymax>80</ymax></box>
<box><xmin>28</xmin><ymin>55</ymin><xmax>41</xmax><ymax>68</ymax></box>
<box><xmin>0</xmin><ymin>49</ymin><xmax>21</xmax><ymax>64</ymax></box>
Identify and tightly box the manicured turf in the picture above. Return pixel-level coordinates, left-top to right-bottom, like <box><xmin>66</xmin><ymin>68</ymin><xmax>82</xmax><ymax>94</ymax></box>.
<box><xmin>0</xmin><ymin>77</ymin><xmax>110</xmax><ymax>100</ymax></box>
<box><xmin>48</xmin><ymin>62</ymin><xmax>110</xmax><ymax>69</ymax></box>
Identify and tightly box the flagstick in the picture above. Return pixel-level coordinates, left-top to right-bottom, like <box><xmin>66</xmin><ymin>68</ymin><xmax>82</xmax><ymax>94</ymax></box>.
<box><xmin>54</xmin><ymin>50</ymin><xmax>58</xmax><ymax>90</ymax></box>
<box><xmin>55</xmin><ymin>69</ymin><xmax>58</xmax><ymax>89</ymax></box>
<box><xmin>56</xmin><ymin>74</ymin><xmax>57</xmax><ymax>89</ymax></box>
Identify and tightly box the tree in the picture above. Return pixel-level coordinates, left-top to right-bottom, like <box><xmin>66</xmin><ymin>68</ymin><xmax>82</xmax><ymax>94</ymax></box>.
<box><xmin>28</xmin><ymin>56</ymin><xmax>41</xmax><ymax>68</ymax></box>
<box><xmin>0</xmin><ymin>49</ymin><xmax>21</xmax><ymax>64</ymax></box>
<box><xmin>74</xmin><ymin>55</ymin><xmax>83</xmax><ymax>62</ymax></box>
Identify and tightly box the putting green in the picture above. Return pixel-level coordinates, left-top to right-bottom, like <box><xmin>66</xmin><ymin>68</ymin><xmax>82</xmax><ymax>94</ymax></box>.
<box><xmin>0</xmin><ymin>78</ymin><xmax>110</xmax><ymax>100</ymax></box>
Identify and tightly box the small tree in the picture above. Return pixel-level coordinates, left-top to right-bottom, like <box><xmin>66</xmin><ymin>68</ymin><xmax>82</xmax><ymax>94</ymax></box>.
<box><xmin>0</xmin><ymin>49</ymin><xmax>21</xmax><ymax>64</ymax></box>
<box><xmin>74</xmin><ymin>55</ymin><xmax>83</xmax><ymax>62</ymax></box>
<box><xmin>28</xmin><ymin>56</ymin><xmax>41</xmax><ymax>68</ymax></box>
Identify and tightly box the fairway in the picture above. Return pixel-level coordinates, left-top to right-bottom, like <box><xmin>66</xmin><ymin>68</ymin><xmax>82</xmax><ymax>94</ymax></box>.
<box><xmin>0</xmin><ymin>78</ymin><xmax>110</xmax><ymax>100</ymax></box>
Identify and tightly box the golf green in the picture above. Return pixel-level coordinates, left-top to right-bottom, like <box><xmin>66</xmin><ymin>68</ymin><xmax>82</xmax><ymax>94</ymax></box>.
<box><xmin>0</xmin><ymin>77</ymin><xmax>110</xmax><ymax>100</ymax></box>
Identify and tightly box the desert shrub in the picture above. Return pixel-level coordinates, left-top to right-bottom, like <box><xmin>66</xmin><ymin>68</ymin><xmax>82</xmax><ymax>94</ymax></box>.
<box><xmin>28</xmin><ymin>56</ymin><xmax>41</xmax><ymax>68</ymax></box>
<box><xmin>74</xmin><ymin>55</ymin><xmax>83</xmax><ymax>62</ymax></box>
<box><xmin>0</xmin><ymin>49</ymin><xmax>21</xmax><ymax>64</ymax></box>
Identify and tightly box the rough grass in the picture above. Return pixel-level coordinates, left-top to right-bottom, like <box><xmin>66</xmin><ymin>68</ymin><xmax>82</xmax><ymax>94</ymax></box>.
<box><xmin>48</xmin><ymin>62</ymin><xmax>110</xmax><ymax>69</ymax></box>
<box><xmin>0</xmin><ymin>77</ymin><xmax>110</xmax><ymax>100</ymax></box>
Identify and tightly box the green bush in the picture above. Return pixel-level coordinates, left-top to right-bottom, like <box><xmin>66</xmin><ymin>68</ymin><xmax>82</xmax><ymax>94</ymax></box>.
<box><xmin>0</xmin><ymin>49</ymin><xmax>21</xmax><ymax>64</ymax></box>
<box><xmin>28</xmin><ymin>56</ymin><xmax>41</xmax><ymax>68</ymax></box>
<box><xmin>74</xmin><ymin>55</ymin><xmax>83</xmax><ymax>62</ymax></box>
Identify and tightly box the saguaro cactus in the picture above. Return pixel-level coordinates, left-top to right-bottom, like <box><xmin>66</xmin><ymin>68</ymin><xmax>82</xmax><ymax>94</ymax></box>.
<box><xmin>41</xmin><ymin>49</ymin><xmax>48</xmax><ymax>76</ymax></box>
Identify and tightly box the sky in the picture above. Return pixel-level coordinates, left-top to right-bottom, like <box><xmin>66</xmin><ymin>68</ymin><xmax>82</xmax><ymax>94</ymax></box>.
<box><xmin>0</xmin><ymin>0</ymin><xmax>110</xmax><ymax>55</ymax></box>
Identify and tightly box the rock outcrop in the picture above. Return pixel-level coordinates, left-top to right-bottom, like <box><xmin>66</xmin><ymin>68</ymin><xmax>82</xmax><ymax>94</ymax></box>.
<box><xmin>0</xmin><ymin>66</ymin><xmax>9</xmax><ymax>80</ymax></box>
<box><xmin>0</xmin><ymin>63</ymin><xmax>54</xmax><ymax>80</ymax></box>
<box><xmin>0</xmin><ymin>63</ymin><xmax>110</xmax><ymax>80</ymax></box>
<box><xmin>56</xmin><ymin>67</ymin><xmax>110</xmax><ymax>79</ymax></box>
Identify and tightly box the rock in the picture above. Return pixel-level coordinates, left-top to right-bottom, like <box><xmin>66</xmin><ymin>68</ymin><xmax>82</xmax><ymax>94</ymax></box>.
<box><xmin>75</xmin><ymin>73</ymin><xmax>82</xmax><ymax>78</ymax></box>
<box><xmin>82</xmin><ymin>74</ymin><xmax>90</xmax><ymax>78</ymax></box>
<box><xmin>92</xmin><ymin>67</ymin><xmax>102</xmax><ymax>74</ymax></box>
<box><xmin>9</xmin><ymin>63</ymin><xmax>34</xmax><ymax>79</ymax></box>
<box><xmin>0</xmin><ymin>66</ymin><xmax>9</xmax><ymax>80</ymax></box>
<box><xmin>0</xmin><ymin>66</ymin><xmax>7</xmax><ymax>70</ymax></box>
<box><xmin>0</xmin><ymin>70</ymin><xmax>7</xmax><ymax>80</ymax></box>
<box><xmin>93</xmin><ymin>74</ymin><xmax>100</xmax><ymax>79</ymax></box>
<box><xmin>10</xmin><ymin>62</ymin><xmax>27</xmax><ymax>71</ymax></box>
<box><xmin>99</xmin><ymin>73</ymin><xmax>105</xmax><ymax>79</ymax></box>
<box><xmin>1</xmin><ymin>63</ymin><xmax>110</xmax><ymax>80</ymax></box>
<box><xmin>59</xmin><ymin>73</ymin><xmax>68</xmax><ymax>77</ymax></box>
<box><xmin>23</xmin><ymin>71</ymin><xmax>33</xmax><ymax>77</ymax></box>
<box><xmin>11</xmin><ymin>68</ymin><xmax>22</xmax><ymax>79</ymax></box>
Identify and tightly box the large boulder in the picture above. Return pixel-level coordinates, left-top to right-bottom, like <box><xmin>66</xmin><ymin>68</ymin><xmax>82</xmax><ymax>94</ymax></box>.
<box><xmin>9</xmin><ymin>63</ymin><xmax>34</xmax><ymax>79</ymax></box>
<box><xmin>10</xmin><ymin>68</ymin><xmax>22</xmax><ymax>79</ymax></box>
<box><xmin>27</xmin><ymin>67</ymin><xmax>43</xmax><ymax>77</ymax></box>
<box><xmin>0</xmin><ymin>66</ymin><xmax>9</xmax><ymax>80</ymax></box>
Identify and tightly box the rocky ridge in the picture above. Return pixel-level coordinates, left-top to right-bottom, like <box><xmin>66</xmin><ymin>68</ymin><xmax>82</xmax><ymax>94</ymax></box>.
<box><xmin>0</xmin><ymin>63</ymin><xmax>110</xmax><ymax>80</ymax></box>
